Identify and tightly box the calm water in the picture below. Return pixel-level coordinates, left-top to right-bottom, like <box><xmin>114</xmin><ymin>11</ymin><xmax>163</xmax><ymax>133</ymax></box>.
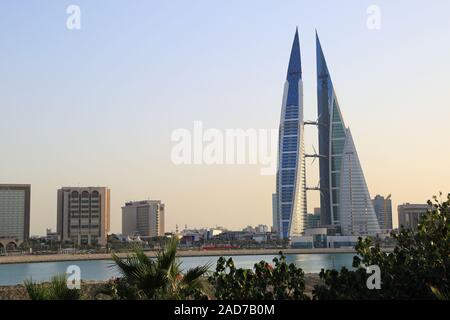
<box><xmin>0</xmin><ymin>253</ymin><xmax>355</xmax><ymax>286</ymax></box>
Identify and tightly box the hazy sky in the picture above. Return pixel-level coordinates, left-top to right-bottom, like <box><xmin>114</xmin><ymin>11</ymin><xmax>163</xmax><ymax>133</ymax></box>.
<box><xmin>1</xmin><ymin>0</ymin><xmax>449</xmax><ymax>235</ymax></box>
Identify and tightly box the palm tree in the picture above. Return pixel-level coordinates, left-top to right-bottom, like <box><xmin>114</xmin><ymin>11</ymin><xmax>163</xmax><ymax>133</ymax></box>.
<box><xmin>110</xmin><ymin>238</ymin><xmax>210</xmax><ymax>299</ymax></box>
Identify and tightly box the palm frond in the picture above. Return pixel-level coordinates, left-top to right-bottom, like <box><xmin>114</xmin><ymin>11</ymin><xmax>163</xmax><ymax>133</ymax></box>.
<box><xmin>182</xmin><ymin>264</ymin><xmax>210</xmax><ymax>285</ymax></box>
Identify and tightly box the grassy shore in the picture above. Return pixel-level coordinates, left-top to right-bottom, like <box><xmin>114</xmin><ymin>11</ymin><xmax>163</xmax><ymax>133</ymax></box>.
<box><xmin>0</xmin><ymin>274</ymin><xmax>323</xmax><ymax>300</ymax></box>
<box><xmin>0</xmin><ymin>247</ymin><xmax>360</xmax><ymax>265</ymax></box>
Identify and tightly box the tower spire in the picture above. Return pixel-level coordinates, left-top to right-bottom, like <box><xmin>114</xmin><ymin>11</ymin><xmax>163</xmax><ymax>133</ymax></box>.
<box><xmin>316</xmin><ymin>31</ymin><xmax>330</xmax><ymax>80</ymax></box>
<box><xmin>287</xmin><ymin>28</ymin><xmax>302</xmax><ymax>81</ymax></box>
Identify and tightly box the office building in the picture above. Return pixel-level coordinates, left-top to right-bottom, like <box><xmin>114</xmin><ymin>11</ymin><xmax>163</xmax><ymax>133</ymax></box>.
<box><xmin>122</xmin><ymin>200</ymin><xmax>165</xmax><ymax>237</ymax></box>
<box><xmin>0</xmin><ymin>184</ymin><xmax>31</xmax><ymax>243</ymax></box>
<box><xmin>398</xmin><ymin>203</ymin><xmax>430</xmax><ymax>231</ymax></box>
<box><xmin>57</xmin><ymin>187</ymin><xmax>110</xmax><ymax>245</ymax></box>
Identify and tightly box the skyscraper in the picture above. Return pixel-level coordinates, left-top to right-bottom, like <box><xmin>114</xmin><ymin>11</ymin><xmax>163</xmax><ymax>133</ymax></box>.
<box><xmin>316</xmin><ymin>33</ymin><xmax>380</xmax><ymax>236</ymax></box>
<box><xmin>57</xmin><ymin>187</ymin><xmax>110</xmax><ymax>245</ymax></box>
<box><xmin>373</xmin><ymin>195</ymin><xmax>393</xmax><ymax>230</ymax></box>
<box><xmin>274</xmin><ymin>29</ymin><xmax>307</xmax><ymax>239</ymax></box>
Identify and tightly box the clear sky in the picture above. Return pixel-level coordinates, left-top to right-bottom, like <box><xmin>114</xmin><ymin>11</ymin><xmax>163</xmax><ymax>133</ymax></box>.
<box><xmin>1</xmin><ymin>0</ymin><xmax>449</xmax><ymax>235</ymax></box>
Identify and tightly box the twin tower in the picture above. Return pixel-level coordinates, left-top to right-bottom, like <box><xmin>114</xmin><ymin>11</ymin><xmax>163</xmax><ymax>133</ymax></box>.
<box><xmin>274</xmin><ymin>29</ymin><xmax>380</xmax><ymax>239</ymax></box>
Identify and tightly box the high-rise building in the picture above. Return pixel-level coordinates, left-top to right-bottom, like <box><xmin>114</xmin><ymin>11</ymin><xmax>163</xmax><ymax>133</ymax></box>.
<box><xmin>122</xmin><ymin>200</ymin><xmax>165</xmax><ymax>237</ymax></box>
<box><xmin>316</xmin><ymin>33</ymin><xmax>380</xmax><ymax>236</ymax></box>
<box><xmin>372</xmin><ymin>195</ymin><xmax>393</xmax><ymax>231</ymax></box>
<box><xmin>274</xmin><ymin>28</ymin><xmax>307</xmax><ymax>239</ymax></box>
<box><xmin>57</xmin><ymin>187</ymin><xmax>110</xmax><ymax>245</ymax></box>
<box><xmin>398</xmin><ymin>203</ymin><xmax>430</xmax><ymax>231</ymax></box>
<box><xmin>0</xmin><ymin>184</ymin><xmax>31</xmax><ymax>242</ymax></box>
<box><xmin>271</xmin><ymin>193</ymin><xmax>278</xmax><ymax>232</ymax></box>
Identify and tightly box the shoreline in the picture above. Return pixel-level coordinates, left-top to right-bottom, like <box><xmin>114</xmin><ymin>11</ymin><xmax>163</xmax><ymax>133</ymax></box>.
<box><xmin>0</xmin><ymin>248</ymin><xmax>364</xmax><ymax>265</ymax></box>
<box><xmin>0</xmin><ymin>274</ymin><xmax>323</xmax><ymax>299</ymax></box>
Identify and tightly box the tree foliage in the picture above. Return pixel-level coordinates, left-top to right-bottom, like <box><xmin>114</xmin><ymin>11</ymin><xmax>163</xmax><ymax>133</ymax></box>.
<box><xmin>209</xmin><ymin>253</ymin><xmax>309</xmax><ymax>300</ymax></box>
<box><xmin>24</xmin><ymin>274</ymin><xmax>81</xmax><ymax>300</ymax></box>
<box><xmin>314</xmin><ymin>194</ymin><xmax>450</xmax><ymax>300</ymax></box>
<box><xmin>103</xmin><ymin>238</ymin><xmax>210</xmax><ymax>300</ymax></box>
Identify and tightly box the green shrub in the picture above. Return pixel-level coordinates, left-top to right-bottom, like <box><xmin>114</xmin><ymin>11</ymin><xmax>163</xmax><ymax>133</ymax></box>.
<box><xmin>313</xmin><ymin>194</ymin><xmax>450</xmax><ymax>300</ymax></box>
<box><xmin>24</xmin><ymin>274</ymin><xmax>81</xmax><ymax>300</ymax></box>
<box><xmin>209</xmin><ymin>253</ymin><xmax>309</xmax><ymax>300</ymax></box>
<box><xmin>109</xmin><ymin>238</ymin><xmax>210</xmax><ymax>300</ymax></box>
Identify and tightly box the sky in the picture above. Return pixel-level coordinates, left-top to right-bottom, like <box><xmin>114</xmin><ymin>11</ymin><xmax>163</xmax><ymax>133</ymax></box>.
<box><xmin>0</xmin><ymin>0</ymin><xmax>449</xmax><ymax>235</ymax></box>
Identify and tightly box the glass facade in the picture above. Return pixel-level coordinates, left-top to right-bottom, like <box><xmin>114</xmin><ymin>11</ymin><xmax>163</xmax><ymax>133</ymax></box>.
<box><xmin>276</xmin><ymin>29</ymin><xmax>307</xmax><ymax>239</ymax></box>
<box><xmin>316</xmin><ymin>33</ymin><xmax>380</xmax><ymax>235</ymax></box>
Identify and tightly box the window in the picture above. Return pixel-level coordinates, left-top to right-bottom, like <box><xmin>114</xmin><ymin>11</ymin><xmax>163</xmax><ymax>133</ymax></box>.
<box><xmin>285</xmin><ymin>105</ymin><xmax>298</xmax><ymax>120</ymax></box>
<box><xmin>331</xmin><ymin>156</ymin><xmax>342</xmax><ymax>172</ymax></box>
<box><xmin>282</xmin><ymin>153</ymin><xmax>297</xmax><ymax>169</ymax></box>
<box><xmin>281</xmin><ymin>169</ymin><xmax>296</xmax><ymax>186</ymax></box>
<box><xmin>283</xmin><ymin>121</ymin><xmax>298</xmax><ymax>136</ymax></box>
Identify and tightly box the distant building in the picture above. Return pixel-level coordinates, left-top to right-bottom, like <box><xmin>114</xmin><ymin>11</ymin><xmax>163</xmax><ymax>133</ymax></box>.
<box><xmin>372</xmin><ymin>195</ymin><xmax>393</xmax><ymax>231</ymax></box>
<box><xmin>255</xmin><ymin>224</ymin><xmax>269</xmax><ymax>233</ymax></box>
<box><xmin>122</xmin><ymin>200</ymin><xmax>165</xmax><ymax>237</ymax></box>
<box><xmin>57</xmin><ymin>187</ymin><xmax>110</xmax><ymax>245</ymax></box>
<box><xmin>46</xmin><ymin>228</ymin><xmax>60</xmax><ymax>241</ymax></box>
<box><xmin>204</xmin><ymin>228</ymin><xmax>224</xmax><ymax>240</ymax></box>
<box><xmin>0</xmin><ymin>184</ymin><xmax>31</xmax><ymax>243</ymax></box>
<box><xmin>272</xmin><ymin>193</ymin><xmax>278</xmax><ymax>233</ymax></box>
<box><xmin>398</xmin><ymin>203</ymin><xmax>430</xmax><ymax>231</ymax></box>
<box><xmin>243</xmin><ymin>225</ymin><xmax>255</xmax><ymax>233</ymax></box>
<box><xmin>291</xmin><ymin>228</ymin><xmax>359</xmax><ymax>249</ymax></box>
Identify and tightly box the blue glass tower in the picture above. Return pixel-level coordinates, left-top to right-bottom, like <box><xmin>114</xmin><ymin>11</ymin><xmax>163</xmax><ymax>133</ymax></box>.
<box><xmin>275</xmin><ymin>29</ymin><xmax>307</xmax><ymax>239</ymax></box>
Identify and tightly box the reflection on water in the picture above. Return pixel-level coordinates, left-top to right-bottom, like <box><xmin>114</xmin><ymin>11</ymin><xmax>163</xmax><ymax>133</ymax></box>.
<box><xmin>0</xmin><ymin>253</ymin><xmax>356</xmax><ymax>286</ymax></box>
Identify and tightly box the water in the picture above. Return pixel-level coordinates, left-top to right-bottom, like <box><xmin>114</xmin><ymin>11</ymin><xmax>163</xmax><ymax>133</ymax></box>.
<box><xmin>0</xmin><ymin>253</ymin><xmax>355</xmax><ymax>286</ymax></box>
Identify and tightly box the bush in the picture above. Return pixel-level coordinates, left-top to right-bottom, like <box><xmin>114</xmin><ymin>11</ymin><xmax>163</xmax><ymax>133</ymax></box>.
<box><xmin>209</xmin><ymin>253</ymin><xmax>309</xmax><ymax>300</ymax></box>
<box><xmin>24</xmin><ymin>274</ymin><xmax>81</xmax><ymax>300</ymax></box>
<box><xmin>313</xmin><ymin>194</ymin><xmax>450</xmax><ymax>300</ymax></box>
<box><xmin>108</xmin><ymin>238</ymin><xmax>210</xmax><ymax>300</ymax></box>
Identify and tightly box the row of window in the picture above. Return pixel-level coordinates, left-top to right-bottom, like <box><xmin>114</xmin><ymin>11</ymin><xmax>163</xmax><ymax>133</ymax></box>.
<box><xmin>281</xmin><ymin>153</ymin><xmax>297</xmax><ymax>169</ymax></box>
<box><xmin>282</xmin><ymin>136</ymin><xmax>298</xmax><ymax>152</ymax></box>
<box><xmin>281</xmin><ymin>186</ymin><xmax>294</xmax><ymax>202</ymax></box>
<box><xmin>284</xmin><ymin>105</ymin><xmax>299</xmax><ymax>120</ymax></box>
<box><xmin>280</xmin><ymin>169</ymin><xmax>296</xmax><ymax>186</ymax></box>
<box><xmin>282</xmin><ymin>120</ymin><xmax>299</xmax><ymax>136</ymax></box>
<box><xmin>281</xmin><ymin>203</ymin><xmax>292</xmax><ymax>220</ymax></box>
<box><xmin>70</xmin><ymin>225</ymin><xmax>99</xmax><ymax>229</ymax></box>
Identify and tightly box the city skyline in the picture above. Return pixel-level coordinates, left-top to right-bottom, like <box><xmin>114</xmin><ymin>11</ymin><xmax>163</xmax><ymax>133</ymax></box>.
<box><xmin>1</xmin><ymin>1</ymin><xmax>450</xmax><ymax>235</ymax></box>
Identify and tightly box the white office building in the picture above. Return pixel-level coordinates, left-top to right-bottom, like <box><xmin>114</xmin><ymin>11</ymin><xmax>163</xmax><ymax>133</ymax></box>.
<box><xmin>122</xmin><ymin>200</ymin><xmax>165</xmax><ymax>237</ymax></box>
